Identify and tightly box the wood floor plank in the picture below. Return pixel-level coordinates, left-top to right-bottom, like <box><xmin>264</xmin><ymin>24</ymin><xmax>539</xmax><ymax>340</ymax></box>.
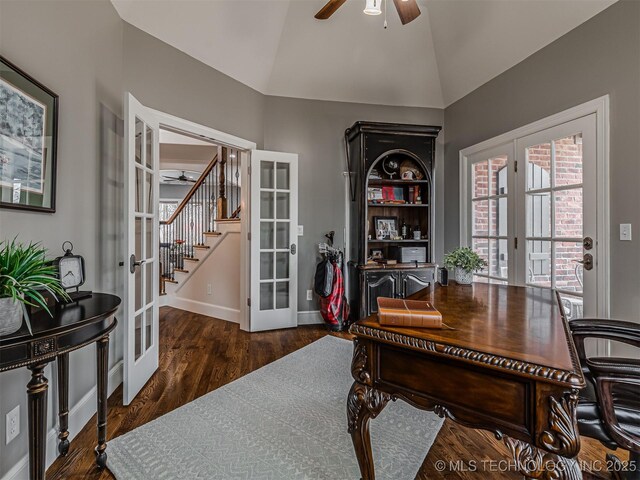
<box><xmin>46</xmin><ymin>307</ymin><xmax>621</xmax><ymax>479</ymax></box>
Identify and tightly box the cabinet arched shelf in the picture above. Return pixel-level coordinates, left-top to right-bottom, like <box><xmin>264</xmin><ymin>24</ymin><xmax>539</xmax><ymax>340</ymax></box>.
<box><xmin>345</xmin><ymin>121</ymin><xmax>441</xmax><ymax>320</ymax></box>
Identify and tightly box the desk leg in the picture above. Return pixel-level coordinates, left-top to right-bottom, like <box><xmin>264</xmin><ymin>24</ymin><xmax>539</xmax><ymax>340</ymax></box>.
<box><xmin>27</xmin><ymin>364</ymin><xmax>49</xmax><ymax>480</ymax></box>
<box><xmin>56</xmin><ymin>353</ymin><xmax>70</xmax><ymax>456</ymax></box>
<box><xmin>347</xmin><ymin>382</ymin><xmax>391</xmax><ymax>480</ymax></box>
<box><xmin>504</xmin><ymin>437</ymin><xmax>582</xmax><ymax>480</ymax></box>
<box><xmin>95</xmin><ymin>336</ymin><xmax>109</xmax><ymax>469</ymax></box>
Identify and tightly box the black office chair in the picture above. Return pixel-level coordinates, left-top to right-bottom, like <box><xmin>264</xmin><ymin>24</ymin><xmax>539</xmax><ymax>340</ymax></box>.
<box><xmin>569</xmin><ymin>319</ymin><xmax>640</xmax><ymax>480</ymax></box>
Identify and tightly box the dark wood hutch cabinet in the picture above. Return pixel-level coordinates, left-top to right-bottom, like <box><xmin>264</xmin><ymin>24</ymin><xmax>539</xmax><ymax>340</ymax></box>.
<box><xmin>345</xmin><ymin>121</ymin><xmax>442</xmax><ymax>319</ymax></box>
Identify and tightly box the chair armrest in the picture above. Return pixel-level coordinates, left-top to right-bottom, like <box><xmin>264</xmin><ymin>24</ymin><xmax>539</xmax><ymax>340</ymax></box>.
<box><xmin>586</xmin><ymin>357</ymin><xmax>640</xmax><ymax>377</ymax></box>
<box><xmin>586</xmin><ymin>356</ymin><xmax>640</xmax><ymax>453</ymax></box>
<box><xmin>569</xmin><ymin>319</ymin><xmax>640</xmax><ymax>362</ymax></box>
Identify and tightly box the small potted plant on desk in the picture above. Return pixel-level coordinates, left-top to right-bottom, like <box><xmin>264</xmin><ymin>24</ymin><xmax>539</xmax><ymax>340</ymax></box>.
<box><xmin>444</xmin><ymin>247</ymin><xmax>487</xmax><ymax>285</ymax></box>
<box><xmin>0</xmin><ymin>239</ymin><xmax>69</xmax><ymax>336</ymax></box>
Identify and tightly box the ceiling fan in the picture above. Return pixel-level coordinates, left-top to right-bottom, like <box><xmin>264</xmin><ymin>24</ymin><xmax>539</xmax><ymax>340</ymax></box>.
<box><xmin>315</xmin><ymin>0</ymin><xmax>420</xmax><ymax>25</ymax></box>
<box><xmin>162</xmin><ymin>170</ymin><xmax>197</xmax><ymax>183</ymax></box>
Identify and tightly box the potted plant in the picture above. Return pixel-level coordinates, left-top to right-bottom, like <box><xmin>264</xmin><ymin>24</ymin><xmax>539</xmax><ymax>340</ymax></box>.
<box><xmin>443</xmin><ymin>247</ymin><xmax>487</xmax><ymax>285</ymax></box>
<box><xmin>0</xmin><ymin>239</ymin><xmax>69</xmax><ymax>336</ymax></box>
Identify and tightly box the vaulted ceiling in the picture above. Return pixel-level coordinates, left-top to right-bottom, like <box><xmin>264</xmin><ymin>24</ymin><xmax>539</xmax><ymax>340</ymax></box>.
<box><xmin>111</xmin><ymin>0</ymin><xmax>616</xmax><ymax>108</ymax></box>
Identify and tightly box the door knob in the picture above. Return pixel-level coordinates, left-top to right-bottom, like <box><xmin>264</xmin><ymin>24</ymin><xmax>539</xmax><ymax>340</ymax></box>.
<box><xmin>290</xmin><ymin>243</ymin><xmax>297</xmax><ymax>255</ymax></box>
<box><xmin>575</xmin><ymin>253</ymin><xmax>593</xmax><ymax>271</ymax></box>
<box><xmin>129</xmin><ymin>254</ymin><xmax>146</xmax><ymax>274</ymax></box>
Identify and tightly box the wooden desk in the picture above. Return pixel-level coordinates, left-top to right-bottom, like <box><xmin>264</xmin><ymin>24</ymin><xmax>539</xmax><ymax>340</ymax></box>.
<box><xmin>347</xmin><ymin>282</ymin><xmax>586</xmax><ymax>480</ymax></box>
<box><xmin>0</xmin><ymin>293</ymin><xmax>120</xmax><ymax>480</ymax></box>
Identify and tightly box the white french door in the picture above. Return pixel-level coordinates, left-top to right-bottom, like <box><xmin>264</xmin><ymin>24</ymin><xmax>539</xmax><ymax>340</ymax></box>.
<box><xmin>464</xmin><ymin>112</ymin><xmax>603</xmax><ymax>319</ymax></box>
<box><xmin>516</xmin><ymin>115</ymin><xmax>597</xmax><ymax>317</ymax></box>
<box><xmin>123</xmin><ymin>93</ymin><xmax>160</xmax><ymax>405</ymax></box>
<box><xmin>249</xmin><ymin>150</ymin><xmax>298</xmax><ymax>331</ymax></box>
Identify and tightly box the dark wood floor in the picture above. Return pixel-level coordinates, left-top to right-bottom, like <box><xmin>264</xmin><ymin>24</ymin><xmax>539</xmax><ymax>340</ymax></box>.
<box><xmin>48</xmin><ymin>307</ymin><xmax>624</xmax><ymax>479</ymax></box>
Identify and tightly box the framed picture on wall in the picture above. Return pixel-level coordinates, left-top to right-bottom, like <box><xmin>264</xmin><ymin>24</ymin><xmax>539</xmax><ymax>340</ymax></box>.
<box><xmin>0</xmin><ymin>55</ymin><xmax>58</xmax><ymax>213</ymax></box>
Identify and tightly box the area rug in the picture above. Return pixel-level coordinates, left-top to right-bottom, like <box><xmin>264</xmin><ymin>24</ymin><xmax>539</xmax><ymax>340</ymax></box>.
<box><xmin>107</xmin><ymin>336</ymin><xmax>444</xmax><ymax>479</ymax></box>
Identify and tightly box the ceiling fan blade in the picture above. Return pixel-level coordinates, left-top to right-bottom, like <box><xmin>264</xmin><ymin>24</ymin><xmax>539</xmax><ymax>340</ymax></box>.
<box><xmin>163</xmin><ymin>176</ymin><xmax>181</xmax><ymax>181</ymax></box>
<box><xmin>315</xmin><ymin>0</ymin><xmax>348</xmax><ymax>19</ymax></box>
<box><xmin>393</xmin><ymin>0</ymin><xmax>420</xmax><ymax>25</ymax></box>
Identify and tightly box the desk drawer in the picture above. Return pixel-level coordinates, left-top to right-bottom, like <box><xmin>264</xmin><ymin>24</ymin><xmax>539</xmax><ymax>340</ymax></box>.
<box><xmin>377</xmin><ymin>345</ymin><xmax>530</xmax><ymax>434</ymax></box>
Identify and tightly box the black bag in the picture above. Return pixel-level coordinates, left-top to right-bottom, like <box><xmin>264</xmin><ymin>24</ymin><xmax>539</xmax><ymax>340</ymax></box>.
<box><xmin>314</xmin><ymin>259</ymin><xmax>334</xmax><ymax>298</ymax></box>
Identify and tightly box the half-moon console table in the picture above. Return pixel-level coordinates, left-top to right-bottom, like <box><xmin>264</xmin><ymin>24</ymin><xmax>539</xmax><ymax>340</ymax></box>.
<box><xmin>0</xmin><ymin>293</ymin><xmax>121</xmax><ymax>480</ymax></box>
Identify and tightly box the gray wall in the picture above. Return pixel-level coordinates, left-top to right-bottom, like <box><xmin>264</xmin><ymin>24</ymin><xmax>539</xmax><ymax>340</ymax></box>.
<box><xmin>263</xmin><ymin>96</ymin><xmax>444</xmax><ymax>311</ymax></box>
<box><xmin>0</xmin><ymin>0</ymin><xmax>123</xmax><ymax>476</ymax></box>
<box><xmin>123</xmin><ymin>23</ymin><xmax>265</xmax><ymax>148</ymax></box>
<box><xmin>443</xmin><ymin>0</ymin><xmax>640</xmax><ymax>321</ymax></box>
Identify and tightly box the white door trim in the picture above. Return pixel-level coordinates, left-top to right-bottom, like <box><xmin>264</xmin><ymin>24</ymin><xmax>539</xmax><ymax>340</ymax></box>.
<box><xmin>459</xmin><ymin>95</ymin><xmax>610</xmax><ymax>319</ymax></box>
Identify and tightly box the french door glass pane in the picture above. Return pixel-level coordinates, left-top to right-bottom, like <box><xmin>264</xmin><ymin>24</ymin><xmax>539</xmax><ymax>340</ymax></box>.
<box><xmin>260</xmin><ymin>283</ymin><xmax>274</xmax><ymax>310</ymax></box>
<box><xmin>472</xmin><ymin>200</ymin><xmax>489</xmax><ymax>236</ymax></box>
<box><xmin>555</xmin><ymin>241</ymin><xmax>584</xmax><ymax>293</ymax></box>
<box><xmin>135</xmin><ymin>118</ymin><xmax>143</xmax><ymax>165</ymax></box>
<box><xmin>276</xmin><ymin>163</ymin><xmax>290</xmax><ymax>189</ymax></box>
<box><xmin>260</xmin><ymin>222</ymin><xmax>274</xmax><ymax>249</ymax></box>
<box><xmin>472</xmin><ymin>161</ymin><xmax>489</xmax><ymax>198</ymax></box>
<box><xmin>471</xmin><ymin>238</ymin><xmax>489</xmax><ymax>275</ymax></box>
<box><xmin>554</xmin><ymin>134</ymin><xmax>583</xmax><ymax>187</ymax></box>
<box><xmin>526</xmin><ymin>143</ymin><xmax>551</xmax><ymax>190</ymax></box>
<box><xmin>135</xmin><ymin>168</ymin><xmax>143</xmax><ymax>213</ymax></box>
<box><xmin>260</xmin><ymin>192</ymin><xmax>274</xmax><ymax>219</ymax></box>
<box><xmin>527</xmin><ymin>240</ymin><xmax>551</xmax><ymax>287</ymax></box>
<box><xmin>276</xmin><ymin>282</ymin><xmax>289</xmax><ymax>309</ymax></box>
<box><xmin>146</xmin><ymin>172</ymin><xmax>153</xmax><ymax>214</ymax></box>
<box><xmin>276</xmin><ymin>192</ymin><xmax>290</xmax><ymax>219</ymax></box>
<box><xmin>134</xmin><ymin>313</ymin><xmax>143</xmax><ymax>360</ymax></box>
<box><xmin>489</xmin><ymin>239</ymin><xmax>508</xmax><ymax>279</ymax></box>
<box><xmin>526</xmin><ymin>192</ymin><xmax>551</xmax><ymax>238</ymax></box>
<box><xmin>145</xmin><ymin>126</ymin><xmax>153</xmax><ymax>169</ymax></box>
<box><xmin>555</xmin><ymin>189</ymin><xmax>583</xmax><ymax>238</ymax></box>
<box><xmin>260</xmin><ymin>252</ymin><xmax>274</xmax><ymax>280</ymax></box>
<box><xmin>261</xmin><ymin>161</ymin><xmax>274</xmax><ymax>189</ymax></box>
<box><xmin>276</xmin><ymin>222</ymin><xmax>289</xmax><ymax>249</ymax></box>
<box><xmin>276</xmin><ymin>252</ymin><xmax>289</xmax><ymax>279</ymax></box>
<box><xmin>145</xmin><ymin>263</ymin><xmax>153</xmax><ymax>306</ymax></box>
<box><xmin>144</xmin><ymin>306</ymin><xmax>153</xmax><ymax>351</ymax></box>
<box><xmin>489</xmin><ymin>156</ymin><xmax>508</xmax><ymax>195</ymax></box>
<box><xmin>490</xmin><ymin>198</ymin><xmax>507</xmax><ymax>236</ymax></box>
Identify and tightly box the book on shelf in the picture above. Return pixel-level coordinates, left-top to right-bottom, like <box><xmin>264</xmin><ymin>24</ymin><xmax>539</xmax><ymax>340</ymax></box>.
<box><xmin>377</xmin><ymin>297</ymin><xmax>443</xmax><ymax>328</ymax></box>
<box><xmin>374</xmin><ymin>259</ymin><xmax>397</xmax><ymax>265</ymax></box>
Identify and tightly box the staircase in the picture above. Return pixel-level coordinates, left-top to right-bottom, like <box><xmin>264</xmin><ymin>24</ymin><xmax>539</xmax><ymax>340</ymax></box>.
<box><xmin>160</xmin><ymin>146</ymin><xmax>241</xmax><ymax>295</ymax></box>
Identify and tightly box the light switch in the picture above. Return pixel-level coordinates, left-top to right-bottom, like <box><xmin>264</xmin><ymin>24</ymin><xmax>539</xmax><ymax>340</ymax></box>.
<box><xmin>620</xmin><ymin>223</ymin><xmax>632</xmax><ymax>241</ymax></box>
<box><xmin>297</xmin><ymin>225</ymin><xmax>304</xmax><ymax>236</ymax></box>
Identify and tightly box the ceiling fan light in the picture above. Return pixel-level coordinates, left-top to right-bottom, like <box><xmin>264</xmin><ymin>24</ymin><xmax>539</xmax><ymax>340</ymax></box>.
<box><xmin>363</xmin><ymin>0</ymin><xmax>382</xmax><ymax>16</ymax></box>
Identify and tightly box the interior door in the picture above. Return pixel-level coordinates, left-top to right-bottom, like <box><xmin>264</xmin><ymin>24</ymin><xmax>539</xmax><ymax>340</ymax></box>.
<box><xmin>515</xmin><ymin>114</ymin><xmax>597</xmax><ymax>318</ymax></box>
<box><xmin>250</xmin><ymin>150</ymin><xmax>298</xmax><ymax>331</ymax></box>
<box><xmin>123</xmin><ymin>93</ymin><xmax>160</xmax><ymax>405</ymax></box>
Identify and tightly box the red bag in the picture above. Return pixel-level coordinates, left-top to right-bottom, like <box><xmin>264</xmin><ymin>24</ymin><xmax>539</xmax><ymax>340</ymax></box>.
<box><xmin>319</xmin><ymin>262</ymin><xmax>349</xmax><ymax>330</ymax></box>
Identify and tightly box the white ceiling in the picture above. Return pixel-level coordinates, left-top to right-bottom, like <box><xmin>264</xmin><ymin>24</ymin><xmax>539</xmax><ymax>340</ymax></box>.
<box><xmin>112</xmin><ymin>0</ymin><xmax>616</xmax><ymax>108</ymax></box>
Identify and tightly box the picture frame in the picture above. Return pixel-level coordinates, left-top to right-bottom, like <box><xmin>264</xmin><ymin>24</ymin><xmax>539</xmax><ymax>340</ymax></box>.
<box><xmin>374</xmin><ymin>216</ymin><xmax>398</xmax><ymax>240</ymax></box>
<box><xmin>0</xmin><ymin>55</ymin><xmax>58</xmax><ymax>213</ymax></box>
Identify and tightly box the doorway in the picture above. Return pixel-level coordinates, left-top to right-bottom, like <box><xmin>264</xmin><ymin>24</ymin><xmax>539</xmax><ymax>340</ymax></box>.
<box><xmin>460</xmin><ymin>97</ymin><xmax>609</xmax><ymax>326</ymax></box>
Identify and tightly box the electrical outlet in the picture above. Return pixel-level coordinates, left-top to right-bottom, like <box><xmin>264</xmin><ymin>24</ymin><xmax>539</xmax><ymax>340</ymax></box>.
<box><xmin>6</xmin><ymin>405</ymin><xmax>19</xmax><ymax>445</ymax></box>
<box><xmin>306</xmin><ymin>289</ymin><xmax>313</xmax><ymax>301</ymax></box>
<box><xmin>207</xmin><ymin>284</ymin><xmax>212</xmax><ymax>295</ymax></box>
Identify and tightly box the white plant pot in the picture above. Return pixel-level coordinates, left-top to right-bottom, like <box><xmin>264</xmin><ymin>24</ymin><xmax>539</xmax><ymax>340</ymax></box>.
<box><xmin>455</xmin><ymin>268</ymin><xmax>474</xmax><ymax>285</ymax></box>
<box><xmin>0</xmin><ymin>297</ymin><xmax>24</xmax><ymax>336</ymax></box>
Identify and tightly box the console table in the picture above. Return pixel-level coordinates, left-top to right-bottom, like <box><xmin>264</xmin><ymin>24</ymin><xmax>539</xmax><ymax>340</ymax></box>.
<box><xmin>347</xmin><ymin>282</ymin><xmax>586</xmax><ymax>480</ymax></box>
<box><xmin>0</xmin><ymin>293</ymin><xmax>120</xmax><ymax>480</ymax></box>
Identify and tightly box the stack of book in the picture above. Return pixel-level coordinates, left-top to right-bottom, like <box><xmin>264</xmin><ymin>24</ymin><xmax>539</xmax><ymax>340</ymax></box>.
<box><xmin>377</xmin><ymin>297</ymin><xmax>443</xmax><ymax>328</ymax></box>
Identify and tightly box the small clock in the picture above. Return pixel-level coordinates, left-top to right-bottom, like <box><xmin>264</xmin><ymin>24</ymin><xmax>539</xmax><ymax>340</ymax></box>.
<box><xmin>54</xmin><ymin>241</ymin><xmax>91</xmax><ymax>302</ymax></box>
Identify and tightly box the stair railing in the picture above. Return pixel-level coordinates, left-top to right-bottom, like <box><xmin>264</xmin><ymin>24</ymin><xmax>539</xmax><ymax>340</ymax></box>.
<box><xmin>159</xmin><ymin>146</ymin><xmax>242</xmax><ymax>293</ymax></box>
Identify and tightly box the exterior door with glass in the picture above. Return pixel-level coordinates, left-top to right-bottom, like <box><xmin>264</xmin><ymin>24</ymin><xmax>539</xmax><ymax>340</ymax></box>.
<box><xmin>123</xmin><ymin>93</ymin><xmax>160</xmax><ymax>405</ymax></box>
<box><xmin>516</xmin><ymin>114</ymin><xmax>598</xmax><ymax>319</ymax></box>
<box><xmin>250</xmin><ymin>150</ymin><xmax>298</xmax><ymax>331</ymax></box>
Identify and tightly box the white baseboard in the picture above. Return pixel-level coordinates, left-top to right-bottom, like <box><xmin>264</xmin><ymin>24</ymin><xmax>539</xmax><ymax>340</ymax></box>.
<box><xmin>297</xmin><ymin>310</ymin><xmax>324</xmax><ymax>325</ymax></box>
<box><xmin>167</xmin><ymin>296</ymin><xmax>240</xmax><ymax>324</ymax></box>
<box><xmin>2</xmin><ymin>362</ymin><xmax>123</xmax><ymax>480</ymax></box>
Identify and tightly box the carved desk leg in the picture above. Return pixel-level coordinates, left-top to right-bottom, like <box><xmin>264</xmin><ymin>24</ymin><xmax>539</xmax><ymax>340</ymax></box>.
<box><xmin>504</xmin><ymin>437</ymin><xmax>582</xmax><ymax>480</ymax></box>
<box><xmin>95</xmin><ymin>335</ymin><xmax>109</xmax><ymax>469</ymax></box>
<box><xmin>347</xmin><ymin>382</ymin><xmax>391</xmax><ymax>480</ymax></box>
<box><xmin>57</xmin><ymin>352</ymin><xmax>70</xmax><ymax>456</ymax></box>
<box><xmin>27</xmin><ymin>363</ymin><xmax>49</xmax><ymax>480</ymax></box>
<box><xmin>504</xmin><ymin>390</ymin><xmax>583</xmax><ymax>480</ymax></box>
